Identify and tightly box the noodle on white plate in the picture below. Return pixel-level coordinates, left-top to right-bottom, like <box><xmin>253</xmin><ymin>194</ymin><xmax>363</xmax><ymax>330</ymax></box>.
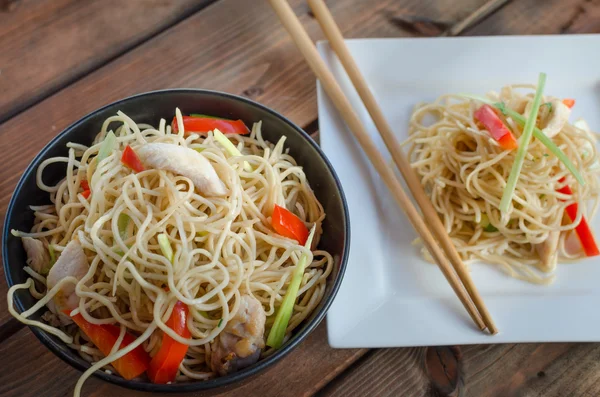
<box><xmin>403</xmin><ymin>83</ymin><xmax>600</xmax><ymax>284</ymax></box>
<box><xmin>8</xmin><ymin>109</ymin><xmax>333</xmax><ymax>396</ymax></box>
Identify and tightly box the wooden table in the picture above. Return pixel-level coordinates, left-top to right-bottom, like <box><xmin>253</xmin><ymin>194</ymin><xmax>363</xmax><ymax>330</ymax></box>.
<box><xmin>1</xmin><ymin>0</ymin><xmax>600</xmax><ymax>396</ymax></box>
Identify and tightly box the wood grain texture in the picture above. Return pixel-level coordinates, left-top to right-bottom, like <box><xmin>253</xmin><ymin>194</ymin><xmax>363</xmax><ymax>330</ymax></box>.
<box><xmin>466</xmin><ymin>0</ymin><xmax>596</xmax><ymax>35</ymax></box>
<box><xmin>0</xmin><ymin>0</ymin><xmax>489</xmax><ymax>326</ymax></box>
<box><xmin>0</xmin><ymin>322</ymin><xmax>366</xmax><ymax>397</ymax></box>
<box><xmin>0</xmin><ymin>0</ymin><xmax>213</xmax><ymax>122</ymax></box>
<box><xmin>1</xmin><ymin>0</ymin><xmax>598</xmax><ymax>396</ymax></box>
<box><xmin>320</xmin><ymin>343</ymin><xmax>600</xmax><ymax>397</ymax></box>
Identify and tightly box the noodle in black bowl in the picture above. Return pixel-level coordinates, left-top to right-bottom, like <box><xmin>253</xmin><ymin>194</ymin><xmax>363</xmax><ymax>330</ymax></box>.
<box><xmin>3</xmin><ymin>90</ymin><xmax>349</xmax><ymax>394</ymax></box>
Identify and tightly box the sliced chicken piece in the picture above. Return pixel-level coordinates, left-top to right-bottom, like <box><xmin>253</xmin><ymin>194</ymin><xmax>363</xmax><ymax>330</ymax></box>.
<box><xmin>210</xmin><ymin>294</ymin><xmax>266</xmax><ymax>376</ymax></box>
<box><xmin>22</xmin><ymin>237</ymin><xmax>50</xmax><ymax>275</ymax></box>
<box><xmin>136</xmin><ymin>143</ymin><xmax>227</xmax><ymax>197</ymax></box>
<box><xmin>525</xmin><ymin>98</ymin><xmax>570</xmax><ymax>138</ymax></box>
<box><xmin>542</xmin><ymin>99</ymin><xmax>571</xmax><ymax>138</ymax></box>
<box><xmin>535</xmin><ymin>230</ymin><xmax>560</xmax><ymax>272</ymax></box>
<box><xmin>46</xmin><ymin>240</ymin><xmax>90</xmax><ymax>324</ymax></box>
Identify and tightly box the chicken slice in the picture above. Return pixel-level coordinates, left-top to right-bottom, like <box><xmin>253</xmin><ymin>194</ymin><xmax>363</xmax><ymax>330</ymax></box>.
<box><xmin>210</xmin><ymin>294</ymin><xmax>266</xmax><ymax>376</ymax></box>
<box><xmin>542</xmin><ymin>99</ymin><xmax>571</xmax><ymax>138</ymax></box>
<box><xmin>22</xmin><ymin>237</ymin><xmax>50</xmax><ymax>275</ymax></box>
<box><xmin>535</xmin><ymin>230</ymin><xmax>560</xmax><ymax>272</ymax></box>
<box><xmin>46</xmin><ymin>240</ymin><xmax>90</xmax><ymax>323</ymax></box>
<box><xmin>525</xmin><ymin>98</ymin><xmax>570</xmax><ymax>138</ymax></box>
<box><xmin>136</xmin><ymin>143</ymin><xmax>227</xmax><ymax>197</ymax></box>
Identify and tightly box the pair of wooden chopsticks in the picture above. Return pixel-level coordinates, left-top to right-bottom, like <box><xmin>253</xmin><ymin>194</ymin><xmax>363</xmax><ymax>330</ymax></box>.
<box><xmin>269</xmin><ymin>0</ymin><xmax>497</xmax><ymax>334</ymax></box>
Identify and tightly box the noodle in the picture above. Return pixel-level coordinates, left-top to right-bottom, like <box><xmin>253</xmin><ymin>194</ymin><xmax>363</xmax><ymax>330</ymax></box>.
<box><xmin>8</xmin><ymin>109</ymin><xmax>333</xmax><ymax>395</ymax></box>
<box><xmin>403</xmin><ymin>84</ymin><xmax>600</xmax><ymax>284</ymax></box>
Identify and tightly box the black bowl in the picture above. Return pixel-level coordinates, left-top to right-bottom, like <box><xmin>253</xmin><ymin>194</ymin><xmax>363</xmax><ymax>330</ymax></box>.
<box><xmin>3</xmin><ymin>89</ymin><xmax>349</xmax><ymax>394</ymax></box>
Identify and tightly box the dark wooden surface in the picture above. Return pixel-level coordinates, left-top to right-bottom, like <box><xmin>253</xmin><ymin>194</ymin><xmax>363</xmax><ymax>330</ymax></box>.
<box><xmin>2</xmin><ymin>0</ymin><xmax>600</xmax><ymax>396</ymax></box>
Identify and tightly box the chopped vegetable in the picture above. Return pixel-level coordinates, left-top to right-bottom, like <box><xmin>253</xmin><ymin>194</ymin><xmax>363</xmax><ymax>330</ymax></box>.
<box><xmin>272</xmin><ymin>204</ymin><xmax>309</xmax><ymax>245</ymax></box>
<box><xmin>479</xmin><ymin>214</ymin><xmax>498</xmax><ymax>232</ymax></box>
<box><xmin>267</xmin><ymin>225</ymin><xmax>316</xmax><ymax>349</ymax></box>
<box><xmin>147</xmin><ymin>301</ymin><xmax>190</xmax><ymax>384</ymax></box>
<box><xmin>213</xmin><ymin>129</ymin><xmax>252</xmax><ymax>171</ymax></box>
<box><xmin>189</xmin><ymin>114</ymin><xmax>220</xmax><ymax>119</ymax></box>
<box><xmin>557</xmin><ymin>178</ymin><xmax>599</xmax><ymax>257</ymax></box>
<box><xmin>157</xmin><ymin>234</ymin><xmax>174</xmax><ymax>263</ymax></box>
<box><xmin>118</xmin><ymin>213</ymin><xmax>130</xmax><ymax>241</ymax></box>
<box><xmin>171</xmin><ymin>115</ymin><xmax>249</xmax><ymax>135</ymax></box>
<box><xmin>499</xmin><ymin>72</ymin><xmax>547</xmax><ymax>213</ymax></box>
<box><xmin>562</xmin><ymin>98</ymin><xmax>575</xmax><ymax>108</ymax></box>
<box><xmin>543</xmin><ymin>102</ymin><xmax>552</xmax><ymax>111</ymax></box>
<box><xmin>474</xmin><ymin>105</ymin><xmax>518</xmax><ymax>150</ymax></box>
<box><xmin>48</xmin><ymin>244</ymin><xmax>56</xmax><ymax>266</ymax></box>
<box><xmin>458</xmin><ymin>94</ymin><xmax>585</xmax><ymax>185</ymax></box>
<box><xmin>80</xmin><ymin>180</ymin><xmax>91</xmax><ymax>199</ymax></box>
<box><xmin>97</xmin><ymin>131</ymin><xmax>116</xmax><ymax>164</ymax></box>
<box><xmin>217</xmin><ymin>318</ymin><xmax>223</xmax><ymax>327</ymax></box>
<box><xmin>121</xmin><ymin>145</ymin><xmax>145</xmax><ymax>173</ymax></box>
<box><xmin>68</xmin><ymin>312</ymin><xmax>151</xmax><ymax>380</ymax></box>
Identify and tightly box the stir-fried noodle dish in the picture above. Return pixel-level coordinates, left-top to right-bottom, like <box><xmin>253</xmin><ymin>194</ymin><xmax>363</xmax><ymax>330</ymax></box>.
<box><xmin>8</xmin><ymin>109</ymin><xmax>333</xmax><ymax>395</ymax></box>
<box><xmin>403</xmin><ymin>74</ymin><xmax>600</xmax><ymax>284</ymax></box>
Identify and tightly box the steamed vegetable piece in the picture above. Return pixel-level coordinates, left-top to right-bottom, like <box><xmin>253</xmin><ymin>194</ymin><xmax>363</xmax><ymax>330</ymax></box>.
<box><xmin>213</xmin><ymin>129</ymin><xmax>252</xmax><ymax>171</ymax></box>
<box><xmin>499</xmin><ymin>72</ymin><xmax>547</xmax><ymax>213</ymax></box>
<box><xmin>474</xmin><ymin>104</ymin><xmax>518</xmax><ymax>150</ymax></box>
<box><xmin>557</xmin><ymin>178</ymin><xmax>600</xmax><ymax>257</ymax></box>
<box><xmin>157</xmin><ymin>234</ymin><xmax>174</xmax><ymax>263</ymax></box>
<box><xmin>458</xmin><ymin>94</ymin><xmax>585</xmax><ymax>185</ymax></box>
<box><xmin>147</xmin><ymin>301</ymin><xmax>190</xmax><ymax>384</ymax></box>
<box><xmin>562</xmin><ymin>98</ymin><xmax>575</xmax><ymax>108</ymax></box>
<box><xmin>272</xmin><ymin>204</ymin><xmax>309</xmax><ymax>245</ymax></box>
<box><xmin>67</xmin><ymin>311</ymin><xmax>151</xmax><ymax>380</ymax></box>
<box><xmin>267</xmin><ymin>225</ymin><xmax>316</xmax><ymax>349</ymax></box>
<box><xmin>121</xmin><ymin>145</ymin><xmax>145</xmax><ymax>173</ymax></box>
<box><xmin>97</xmin><ymin>131</ymin><xmax>116</xmax><ymax>163</ymax></box>
<box><xmin>479</xmin><ymin>214</ymin><xmax>498</xmax><ymax>232</ymax></box>
<box><xmin>117</xmin><ymin>213</ymin><xmax>130</xmax><ymax>241</ymax></box>
<box><xmin>171</xmin><ymin>115</ymin><xmax>249</xmax><ymax>135</ymax></box>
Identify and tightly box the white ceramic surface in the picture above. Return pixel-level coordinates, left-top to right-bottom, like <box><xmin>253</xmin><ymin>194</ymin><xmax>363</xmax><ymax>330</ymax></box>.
<box><xmin>318</xmin><ymin>35</ymin><xmax>600</xmax><ymax>348</ymax></box>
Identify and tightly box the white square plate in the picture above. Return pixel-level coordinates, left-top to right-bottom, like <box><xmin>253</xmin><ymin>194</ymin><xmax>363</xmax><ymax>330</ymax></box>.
<box><xmin>318</xmin><ymin>35</ymin><xmax>600</xmax><ymax>348</ymax></box>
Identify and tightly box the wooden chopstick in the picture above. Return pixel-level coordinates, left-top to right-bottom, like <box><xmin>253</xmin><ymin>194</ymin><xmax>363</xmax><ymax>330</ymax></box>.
<box><xmin>306</xmin><ymin>0</ymin><xmax>497</xmax><ymax>334</ymax></box>
<box><xmin>268</xmin><ymin>0</ymin><xmax>489</xmax><ymax>333</ymax></box>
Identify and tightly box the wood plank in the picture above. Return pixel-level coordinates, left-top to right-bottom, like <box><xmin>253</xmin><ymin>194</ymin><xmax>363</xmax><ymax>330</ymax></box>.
<box><xmin>0</xmin><ymin>322</ymin><xmax>366</xmax><ymax>397</ymax></box>
<box><xmin>318</xmin><ymin>343</ymin><xmax>600</xmax><ymax>397</ymax></box>
<box><xmin>465</xmin><ymin>0</ymin><xmax>596</xmax><ymax>35</ymax></box>
<box><xmin>0</xmin><ymin>0</ymin><xmax>213</xmax><ymax>122</ymax></box>
<box><xmin>0</xmin><ymin>0</ymin><xmax>489</xmax><ymax>327</ymax></box>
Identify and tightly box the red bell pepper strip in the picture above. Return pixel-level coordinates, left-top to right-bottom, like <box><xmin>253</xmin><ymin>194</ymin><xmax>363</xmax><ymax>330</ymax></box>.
<box><xmin>67</xmin><ymin>312</ymin><xmax>151</xmax><ymax>380</ymax></box>
<box><xmin>474</xmin><ymin>104</ymin><xmax>518</xmax><ymax>150</ymax></box>
<box><xmin>80</xmin><ymin>180</ymin><xmax>91</xmax><ymax>199</ymax></box>
<box><xmin>272</xmin><ymin>204</ymin><xmax>309</xmax><ymax>245</ymax></box>
<box><xmin>557</xmin><ymin>178</ymin><xmax>599</xmax><ymax>257</ymax></box>
<box><xmin>171</xmin><ymin>115</ymin><xmax>249</xmax><ymax>135</ymax></box>
<box><xmin>562</xmin><ymin>98</ymin><xmax>575</xmax><ymax>108</ymax></box>
<box><xmin>121</xmin><ymin>145</ymin><xmax>145</xmax><ymax>173</ymax></box>
<box><xmin>147</xmin><ymin>301</ymin><xmax>190</xmax><ymax>384</ymax></box>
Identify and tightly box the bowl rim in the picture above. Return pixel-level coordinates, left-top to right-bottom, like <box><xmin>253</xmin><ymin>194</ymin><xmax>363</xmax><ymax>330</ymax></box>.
<box><xmin>3</xmin><ymin>88</ymin><xmax>350</xmax><ymax>393</ymax></box>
